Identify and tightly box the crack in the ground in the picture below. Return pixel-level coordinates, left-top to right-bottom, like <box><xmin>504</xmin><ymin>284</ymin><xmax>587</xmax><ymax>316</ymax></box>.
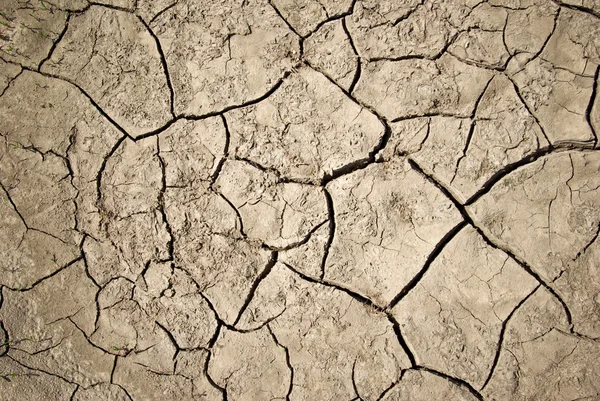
<box><xmin>266</xmin><ymin>324</ymin><xmax>294</xmax><ymax>401</ymax></box>
<box><xmin>319</xmin><ymin>188</ymin><xmax>336</xmax><ymax>280</ymax></box>
<box><xmin>465</xmin><ymin>144</ymin><xmax>596</xmax><ymax>206</ymax></box>
<box><xmin>386</xmin><ymin>220</ymin><xmax>468</xmax><ymax>310</ymax></box>
<box><xmin>3</xmin><ymin>2</ymin><xmax>600</xmax><ymax>398</ymax></box>
<box><xmin>408</xmin><ymin>158</ymin><xmax>576</xmax><ymax>331</ymax></box>
<box><xmin>203</xmin><ymin>348</ymin><xmax>229</xmax><ymax>401</ymax></box>
<box><xmin>137</xmin><ymin>15</ymin><xmax>175</xmax><ymax>118</ymax></box>
<box><xmin>37</xmin><ymin>10</ymin><xmax>71</xmax><ymax>72</ymax></box>
<box><xmin>481</xmin><ymin>284</ymin><xmax>541</xmax><ymax>391</ymax></box>
<box><xmin>341</xmin><ymin>17</ymin><xmax>362</xmax><ymax>94</ymax></box>
<box><xmin>553</xmin><ymin>1</ymin><xmax>600</xmax><ymax>19</ymax></box>
<box><xmin>414</xmin><ymin>366</ymin><xmax>484</xmax><ymax>401</ymax></box>
<box><xmin>233</xmin><ymin>251</ymin><xmax>278</xmax><ymax>326</ymax></box>
<box><xmin>586</xmin><ymin>64</ymin><xmax>599</xmax><ymax>148</ymax></box>
<box><xmin>155</xmin><ymin>137</ymin><xmax>174</xmax><ymax>262</ymax></box>
<box><xmin>450</xmin><ymin>77</ymin><xmax>495</xmax><ymax>184</ymax></box>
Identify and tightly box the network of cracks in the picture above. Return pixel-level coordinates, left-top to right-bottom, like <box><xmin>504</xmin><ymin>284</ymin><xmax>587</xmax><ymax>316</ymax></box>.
<box><xmin>1</xmin><ymin>0</ymin><xmax>600</xmax><ymax>400</ymax></box>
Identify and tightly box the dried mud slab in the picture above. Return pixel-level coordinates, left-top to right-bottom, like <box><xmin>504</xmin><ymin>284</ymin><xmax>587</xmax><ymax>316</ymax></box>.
<box><xmin>159</xmin><ymin>117</ymin><xmax>227</xmax><ymax>186</ymax></box>
<box><xmin>483</xmin><ymin>287</ymin><xmax>600</xmax><ymax>400</ymax></box>
<box><xmin>84</xmin><ymin>137</ymin><xmax>171</xmax><ymax>285</ymax></box>
<box><xmin>151</xmin><ymin>0</ymin><xmax>300</xmax><ymax>116</ymax></box>
<box><xmin>91</xmin><ymin>264</ymin><xmax>219</xmax><ymax>357</ymax></box>
<box><xmin>42</xmin><ymin>5</ymin><xmax>173</xmax><ymax>137</ymax></box>
<box><xmin>560</xmin><ymin>0</ymin><xmax>600</xmax><ymax>14</ymax></box>
<box><xmin>0</xmin><ymin>0</ymin><xmax>68</xmax><ymax>69</ymax></box>
<box><xmin>469</xmin><ymin>151</ymin><xmax>600</xmax><ymax>338</ymax></box>
<box><xmin>393</xmin><ymin>226</ymin><xmax>538</xmax><ymax>389</ymax></box>
<box><xmin>215</xmin><ymin>159</ymin><xmax>328</xmax><ymax>248</ymax></box>
<box><xmin>72</xmin><ymin>383</ymin><xmax>131</xmax><ymax>401</ymax></box>
<box><xmin>270</xmin><ymin>0</ymin><xmax>353</xmax><ymax>37</ymax></box>
<box><xmin>500</xmin><ymin>0</ymin><xmax>558</xmax><ymax>57</ymax></box>
<box><xmin>0</xmin><ymin>261</ymin><xmax>113</xmax><ymax>387</ymax></box>
<box><xmin>95</xmin><ymin>0</ymin><xmax>135</xmax><ymax>10</ymax></box>
<box><xmin>0</xmin><ymin>356</ymin><xmax>76</xmax><ymax>401</ymax></box>
<box><xmin>346</xmin><ymin>0</ymin><xmax>455</xmax><ymax>61</ymax></box>
<box><xmin>1</xmin><ymin>0</ymin><xmax>600</xmax><ymax>398</ymax></box>
<box><xmin>135</xmin><ymin>0</ymin><xmax>177</xmax><ymax>23</ymax></box>
<box><xmin>114</xmin><ymin>347</ymin><xmax>222</xmax><ymax>401</ymax></box>
<box><xmin>237</xmin><ymin>263</ymin><xmax>411</xmax><ymax>401</ymax></box>
<box><xmin>380</xmin><ymin>370</ymin><xmax>479</xmax><ymax>401</ymax></box>
<box><xmin>509</xmin><ymin>8</ymin><xmax>599</xmax><ymax>144</ymax></box>
<box><xmin>325</xmin><ymin>158</ymin><xmax>463</xmax><ymax>306</ymax></box>
<box><xmin>209</xmin><ymin>327</ymin><xmax>290</xmax><ymax>401</ymax></box>
<box><xmin>162</xmin><ymin>130</ymin><xmax>275</xmax><ymax>323</ymax></box>
<box><xmin>279</xmin><ymin>222</ymin><xmax>329</xmax><ymax>279</ymax></box>
<box><xmin>0</xmin><ymin>70</ymin><xmax>124</xmax><ymax>288</ymax></box>
<box><xmin>0</xmin><ymin>142</ymin><xmax>80</xmax><ymax>287</ymax></box>
<box><xmin>227</xmin><ymin>67</ymin><xmax>384</xmax><ymax>183</ymax></box>
<box><xmin>381</xmin><ymin>74</ymin><xmax>549</xmax><ymax>202</ymax></box>
<box><xmin>0</xmin><ymin>59</ymin><xmax>20</xmax><ymax>95</ymax></box>
<box><xmin>303</xmin><ymin>20</ymin><xmax>358</xmax><ymax>91</ymax></box>
<box><xmin>355</xmin><ymin>54</ymin><xmax>493</xmax><ymax>121</ymax></box>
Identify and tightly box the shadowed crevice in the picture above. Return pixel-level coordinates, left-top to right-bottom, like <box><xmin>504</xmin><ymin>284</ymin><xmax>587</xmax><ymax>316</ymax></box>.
<box><xmin>38</xmin><ymin>10</ymin><xmax>72</xmax><ymax>72</ymax></box>
<box><xmin>387</xmin><ymin>220</ymin><xmax>468</xmax><ymax>310</ymax></box>
<box><xmin>233</xmin><ymin>251</ymin><xmax>278</xmax><ymax>326</ymax></box>
<box><xmin>585</xmin><ymin>64</ymin><xmax>599</xmax><ymax>148</ymax></box>
<box><xmin>319</xmin><ymin>188</ymin><xmax>336</xmax><ymax>280</ymax></box>
<box><xmin>136</xmin><ymin>15</ymin><xmax>176</xmax><ymax>118</ymax></box>
<box><xmin>415</xmin><ymin>366</ymin><xmax>484</xmax><ymax>401</ymax></box>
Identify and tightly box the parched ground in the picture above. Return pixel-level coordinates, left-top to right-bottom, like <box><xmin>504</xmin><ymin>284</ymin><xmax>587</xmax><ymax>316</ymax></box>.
<box><xmin>1</xmin><ymin>0</ymin><xmax>600</xmax><ymax>400</ymax></box>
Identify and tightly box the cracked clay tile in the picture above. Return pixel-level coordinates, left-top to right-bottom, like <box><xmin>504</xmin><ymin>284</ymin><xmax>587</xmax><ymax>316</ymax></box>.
<box><xmin>227</xmin><ymin>66</ymin><xmax>385</xmax><ymax>183</ymax></box>
<box><xmin>41</xmin><ymin>5</ymin><xmax>173</xmax><ymax>137</ymax></box>
<box><xmin>324</xmin><ymin>158</ymin><xmax>463</xmax><ymax>307</ymax></box>
<box><xmin>150</xmin><ymin>0</ymin><xmax>300</xmax><ymax>116</ymax></box>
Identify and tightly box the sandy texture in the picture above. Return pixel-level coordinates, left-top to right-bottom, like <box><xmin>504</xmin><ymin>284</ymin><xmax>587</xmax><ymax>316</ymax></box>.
<box><xmin>1</xmin><ymin>0</ymin><xmax>600</xmax><ymax>400</ymax></box>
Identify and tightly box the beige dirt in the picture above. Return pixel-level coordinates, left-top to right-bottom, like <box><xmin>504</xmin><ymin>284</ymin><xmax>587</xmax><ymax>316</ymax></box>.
<box><xmin>1</xmin><ymin>0</ymin><xmax>600</xmax><ymax>400</ymax></box>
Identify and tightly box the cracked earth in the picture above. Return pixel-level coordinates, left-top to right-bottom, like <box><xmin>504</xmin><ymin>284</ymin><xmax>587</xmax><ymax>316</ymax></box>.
<box><xmin>1</xmin><ymin>0</ymin><xmax>600</xmax><ymax>400</ymax></box>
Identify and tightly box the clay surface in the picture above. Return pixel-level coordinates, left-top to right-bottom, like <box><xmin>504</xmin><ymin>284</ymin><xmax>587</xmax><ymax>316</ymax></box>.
<box><xmin>1</xmin><ymin>0</ymin><xmax>600</xmax><ymax>400</ymax></box>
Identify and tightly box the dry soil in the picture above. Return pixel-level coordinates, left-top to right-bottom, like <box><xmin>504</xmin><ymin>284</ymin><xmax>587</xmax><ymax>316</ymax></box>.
<box><xmin>1</xmin><ymin>0</ymin><xmax>600</xmax><ymax>400</ymax></box>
